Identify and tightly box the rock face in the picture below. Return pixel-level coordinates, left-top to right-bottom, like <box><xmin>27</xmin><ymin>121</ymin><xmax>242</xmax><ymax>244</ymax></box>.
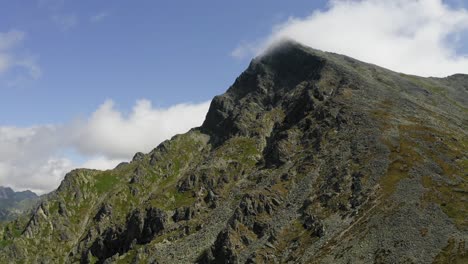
<box><xmin>0</xmin><ymin>41</ymin><xmax>467</xmax><ymax>263</ymax></box>
<box><xmin>0</xmin><ymin>187</ymin><xmax>38</xmax><ymax>222</ymax></box>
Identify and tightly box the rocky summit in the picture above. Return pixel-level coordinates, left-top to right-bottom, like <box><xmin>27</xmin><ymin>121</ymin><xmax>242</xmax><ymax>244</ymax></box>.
<box><xmin>0</xmin><ymin>41</ymin><xmax>467</xmax><ymax>263</ymax></box>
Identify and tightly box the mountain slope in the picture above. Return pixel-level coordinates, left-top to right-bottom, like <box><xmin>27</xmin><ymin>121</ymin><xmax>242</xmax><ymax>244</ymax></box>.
<box><xmin>0</xmin><ymin>187</ymin><xmax>38</xmax><ymax>222</ymax></box>
<box><xmin>0</xmin><ymin>41</ymin><xmax>467</xmax><ymax>264</ymax></box>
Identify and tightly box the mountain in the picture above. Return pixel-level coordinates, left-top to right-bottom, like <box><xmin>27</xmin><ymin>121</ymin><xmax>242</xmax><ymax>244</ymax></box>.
<box><xmin>0</xmin><ymin>41</ymin><xmax>467</xmax><ymax>263</ymax></box>
<box><xmin>0</xmin><ymin>187</ymin><xmax>38</xmax><ymax>222</ymax></box>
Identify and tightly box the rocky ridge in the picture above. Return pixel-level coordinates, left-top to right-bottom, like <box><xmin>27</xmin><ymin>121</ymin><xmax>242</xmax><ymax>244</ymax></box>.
<box><xmin>0</xmin><ymin>41</ymin><xmax>466</xmax><ymax>263</ymax></box>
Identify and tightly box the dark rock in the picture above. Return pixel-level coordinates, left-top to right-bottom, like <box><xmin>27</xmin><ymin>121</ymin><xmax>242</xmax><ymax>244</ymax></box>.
<box><xmin>350</xmin><ymin>172</ymin><xmax>363</xmax><ymax>209</ymax></box>
<box><xmin>58</xmin><ymin>202</ymin><xmax>69</xmax><ymax>216</ymax></box>
<box><xmin>302</xmin><ymin>214</ymin><xmax>325</xmax><ymax>237</ymax></box>
<box><xmin>204</xmin><ymin>190</ymin><xmax>218</xmax><ymax>208</ymax></box>
<box><xmin>88</xmin><ymin>207</ymin><xmax>167</xmax><ymax>262</ymax></box>
<box><xmin>199</xmin><ymin>230</ymin><xmax>239</xmax><ymax>264</ymax></box>
<box><xmin>94</xmin><ymin>204</ymin><xmax>112</xmax><ymax>222</ymax></box>
<box><xmin>140</xmin><ymin>208</ymin><xmax>167</xmax><ymax>243</ymax></box>
<box><xmin>253</xmin><ymin>221</ymin><xmax>269</xmax><ymax>237</ymax></box>
<box><xmin>129</xmin><ymin>166</ymin><xmax>146</xmax><ymax>184</ymax></box>
<box><xmin>172</xmin><ymin>206</ymin><xmax>195</xmax><ymax>222</ymax></box>
<box><xmin>132</xmin><ymin>152</ymin><xmax>145</xmax><ymax>162</ymax></box>
<box><xmin>178</xmin><ymin>174</ymin><xmax>199</xmax><ymax>192</ymax></box>
<box><xmin>149</xmin><ymin>141</ymin><xmax>170</xmax><ymax>166</ymax></box>
<box><xmin>130</xmin><ymin>186</ymin><xmax>139</xmax><ymax>196</ymax></box>
<box><xmin>241</xmin><ymin>235</ymin><xmax>252</xmax><ymax>245</ymax></box>
<box><xmin>280</xmin><ymin>173</ymin><xmax>290</xmax><ymax>181</ymax></box>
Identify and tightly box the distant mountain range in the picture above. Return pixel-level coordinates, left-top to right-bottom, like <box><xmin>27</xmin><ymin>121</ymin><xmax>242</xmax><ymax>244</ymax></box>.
<box><xmin>0</xmin><ymin>186</ymin><xmax>38</xmax><ymax>222</ymax></box>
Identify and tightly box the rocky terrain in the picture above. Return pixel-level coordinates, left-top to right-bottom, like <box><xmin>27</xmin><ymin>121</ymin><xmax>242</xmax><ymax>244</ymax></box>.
<box><xmin>0</xmin><ymin>187</ymin><xmax>38</xmax><ymax>222</ymax></box>
<box><xmin>0</xmin><ymin>41</ymin><xmax>466</xmax><ymax>263</ymax></box>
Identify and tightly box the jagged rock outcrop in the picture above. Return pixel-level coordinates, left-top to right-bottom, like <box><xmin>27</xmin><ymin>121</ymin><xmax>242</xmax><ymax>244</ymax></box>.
<box><xmin>0</xmin><ymin>41</ymin><xmax>467</xmax><ymax>263</ymax></box>
<box><xmin>84</xmin><ymin>207</ymin><xmax>167</xmax><ymax>263</ymax></box>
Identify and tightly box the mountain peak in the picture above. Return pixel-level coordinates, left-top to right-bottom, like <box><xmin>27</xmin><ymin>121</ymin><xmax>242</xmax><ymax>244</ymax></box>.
<box><xmin>0</xmin><ymin>186</ymin><xmax>15</xmax><ymax>199</ymax></box>
<box><xmin>201</xmin><ymin>42</ymin><xmax>330</xmax><ymax>144</ymax></box>
<box><xmin>0</xmin><ymin>186</ymin><xmax>38</xmax><ymax>222</ymax></box>
<box><xmin>0</xmin><ymin>186</ymin><xmax>38</xmax><ymax>200</ymax></box>
<box><xmin>259</xmin><ymin>38</ymin><xmax>317</xmax><ymax>58</ymax></box>
<box><xmin>1</xmin><ymin>47</ymin><xmax>467</xmax><ymax>263</ymax></box>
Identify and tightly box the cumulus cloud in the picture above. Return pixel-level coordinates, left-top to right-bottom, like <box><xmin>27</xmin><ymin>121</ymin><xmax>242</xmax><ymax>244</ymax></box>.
<box><xmin>233</xmin><ymin>0</ymin><xmax>468</xmax><ymax>77</ymax></box>
<box><xmin>0</xmin><ymin>99</ymin><xmax>210</xmax><ymax>194</ymax></box>
<box><xmin>0</xmin><ymin>126</ymin><xmax>68</xmax><ymax>194</ymax></box>
<box><xmin>72</xmin><ymin>99</ymin><xmax>211</xmax><ymax>159</ymax></box>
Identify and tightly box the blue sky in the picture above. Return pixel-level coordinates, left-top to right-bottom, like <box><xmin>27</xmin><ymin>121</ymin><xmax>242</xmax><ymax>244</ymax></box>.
<box><xmin>1</xmin><ymin>0</ymin><xmax>467</xmax><ymax>193</ymax></box>
<box><xmin>0</xmin><ymin>0</ymin><xmax>328</xmax><ymax>125</ymax></box>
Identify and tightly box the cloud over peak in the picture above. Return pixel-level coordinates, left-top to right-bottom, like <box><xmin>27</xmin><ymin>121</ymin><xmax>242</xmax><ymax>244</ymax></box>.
<box><xmin>233</xmin><ymin>0</ymin><xmax>468</xmax><ymax>77</ymax></box>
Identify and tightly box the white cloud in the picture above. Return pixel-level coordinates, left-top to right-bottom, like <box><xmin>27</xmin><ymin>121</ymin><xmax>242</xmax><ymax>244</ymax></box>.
<box><xmin>233</xmin><ymin>0</ymin><xmax>468</xmax><ymax>77</ymax></box>
<box><xmin>231</xmin><ymin>41</ymin><xmax>259</xmax><ymax>59</ymax></box>
<box><xmin>0</xmin><ymin>30</ymin><xmax>41</xmax><ymax>81</ymax></box>
<box><xmin>0</xmin><ymin>125</ymin><xmax>69</xmax><ymax>194</ymax></box>
<box><xmin>90</xmin><ymin>12</ymin><xmax>110</xmax><ymax>23</ymax></box>
<box><xmin>15</xmin><ymin>158</ymin><xmax>73</xmax><ymax>195</ymax></box>
<box><xmin>80</xmin><ymin>157</ymin><xmax>125</xmax><ymax>171</ymax></box>
<box><xmin>52</xmin><ymin>14</ymin><xmax>78</xmax><ymax>31</ymax></box>
<box><xmin>72</xmin><ymin>99</ymin><xmax>211</xmax><ymax>159</ymax></box>
<box><xmin>0</xmin><ymin>99</ymin><xmax>210</xmax><ymax>194</ymax></box>
<box><xmin>0</xmin><ymin>30</ymin><xmax>25</xmax><ymax>51</ymax></box>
